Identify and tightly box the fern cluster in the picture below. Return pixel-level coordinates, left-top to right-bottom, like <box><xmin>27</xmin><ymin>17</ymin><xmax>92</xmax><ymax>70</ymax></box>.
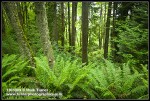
<box><xmin>2</xmin><ymin>54</ymin><xmax>30</xmax><ymax>99</ymax></box>
<box><xmin>2</xmin><ymin>54</ymin><xmax>148</xmax><ymax>100</ymax></box>
<box><xmin>83</xmin><ymin>60</ymin><xmax>148</xmax><ymax>99</ymax></box>
<box><xmin>33</xmin><ymin>54</ymin><xmax>92</xmax><ymax>99</ymax></box>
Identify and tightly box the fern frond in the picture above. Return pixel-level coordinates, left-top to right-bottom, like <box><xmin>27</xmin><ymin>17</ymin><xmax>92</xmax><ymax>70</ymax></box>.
<box><xmin>13</xmin><ymin>60</ymin><xmax>29</xmax><ymax>72</ymax></box>
<box><xmin>2</xmin><ymin>54</ymin><xmax>17</xmax><ymax>68</ymax></box>
<box><xmin>122</xmin><ymin>74</ymin><xmax>143</xmax><ymax>93</ymax></box>
<box><xmin>6</xmin><ymin>76</ymin><xmax>20</xmax><ymax>84</ymax></box>
<box><xmin>141</xmin><ymin>78</ymin><xmax>148</xmax><ymax>87</ymax></box>
<box><xmin>2</xmin><ymin>69</ymin><xmax>18</xmax><ymax>82</ymax></box>
<box><xmin>68</xmin><ymin>68</ymin><xmax>89</xmax><ymax>94</ymax></box>
<box><xmin>138</xmin><ymin>94</ymin><xmax>149</xmax><ymax>99</ymax></box>
<box><xmin>56</xmin><ymin>60</ymin><xmax>72</xmax><ymax>87</ymax></box>
<box><xmin>130</xmin><ymin>85</ymin><xmax>148</xmax><ymax>95</ymax></box>
<box><xmin>103</xmin><ymin>90</ymin><xmax>116</xmax><ymax>99</ymax></box>
<box><xmin>77</xmin><ymin>83</ymin><xmax>96</xmax><ymax>99</ymax></box>
<box><xmin>34</xmin><ymin>56</ymin><xmax>57</xmax><ymax>88</ymax></box>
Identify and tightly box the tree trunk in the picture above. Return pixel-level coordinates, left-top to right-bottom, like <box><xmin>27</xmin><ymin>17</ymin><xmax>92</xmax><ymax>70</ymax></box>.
<box><xmin>47</xmin><ymin>2</ymin><xmax>56</xmax><ymax>41</ymax></box>
<box><xmin>24</xmin><ymin>2</ymin><xmax>28</xmax><ymax>34</ymax></box>
<box><xmin>61</xmin><ymin>2</ymin><xmax>65</xmax><ymax>48</ymax></box>
<box><xmin>3</xmin><ymin>2</ymin><xmax>34</xmax><ymax>65</ymax></box>
<box><xmin>82</xmin><ymin>2</ymin><xmax>89</xmax><ymax>65</ymax></box>
<box><xmin>2</xmin><ymin>8</ymin><xmax>6</xmax><ymax>56</ymax></box>
<box><xmin>53</xmin><ymin>3</ymin><xmax>58</xmax><ymax>44</ymax></box>
<box><xmin>72</xmin><ymin>2</ymin><xmax>77</xmax><ymax>53</ymax></box>
<box><xmin>98</xmin><ymin>27</ymin><xmax>101</xmax><ymax>49</ymax></box>
<box><xmin>80</xmin><ymin>32</ymin><xmax>82</xmax><ymax>47</ymax></box>
<box><xmin>89</xmin><ymin>6</ymin><xmax>92</xmax><ymax>46</ymax></box>
<box><xmin>99</xmin><ymin>3</ymin><xmax>103</xmax><ymax>49</ymax></box>
<box><xmin>25</xmin><ymin>2</ymin><xmax>28</xmax><ymax>25</ymax></box>
<box><xmin>104</xmin><ymin>2</ymin><xmax>112</xmax><ymax>59</ymax></box>
<box><xmin>16</xmin><ymin>2</ymin><xmax>24</xmax><ymax>28</ymax></box>
<box><xmin>103</xmin><ymin>2</ymin><xmax>107</xmax><ymax>49</ymax></box>
<box><xmin>111</xmin><ymin>2</ymin><xmax>116</xmax><ymax>60</ymax></box>
<box><xmin>35</xmin><ymin>2</ymin><xmax>55</xmax><ymax>68</ymax></box>
<box><xmin>2</xmin><ymin>10</ymin><xmax>5</xmax><ymax>38</ymax></box>
<box><xmin>68</xmin><ymin>2</ymin><xmax>71</xmax><ymax>52</ymax></box>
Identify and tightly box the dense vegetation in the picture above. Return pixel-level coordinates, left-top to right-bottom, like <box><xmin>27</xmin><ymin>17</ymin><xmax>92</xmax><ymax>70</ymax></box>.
<box><xmin>2</xmin><ymin>2</ymin><xmax>148</xmax><ymax>100</ymax></box>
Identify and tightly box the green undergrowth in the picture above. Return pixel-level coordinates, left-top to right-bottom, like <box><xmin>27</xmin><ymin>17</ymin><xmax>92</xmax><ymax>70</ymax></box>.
<box><xmin>2</xmin><ymin>53</ymin><xmax>148</xmax><ymax>100</ymax></box>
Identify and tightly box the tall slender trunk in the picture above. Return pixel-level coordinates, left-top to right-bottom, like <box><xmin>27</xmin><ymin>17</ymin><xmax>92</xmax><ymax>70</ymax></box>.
<box><xmin>68</xmin><ymin>2</ymin><xmax>71</xmax><ymax>52</ymax></box>
<box><xmin>98</xmin><ymin>27</ymin><xmax>101</xmax><ymax>49</ymax></box>
<box><xmin>2</xmin><ymin>10</ymin><xmax>5</xmax><ymax>38</ymax></box>
<box><xmin>72</xmin><ymin>2</ymin><xmax>77</xmax><ymax>53</ymax></box>
<box><xmin>53</xmin><ymin>3</ymin><xmax>58</xmax><ymax>44</ymax></box>
<box><xmin>104</xmin><ymin>2</ymin><xmax>112</xmax><ymax>59</ymax></box>
<box><xmin>25</xmin><ymin>2</ymin><xmax>28</xmax><ymax>25</ymax></box>
<box><xmin>80</xmin><ymin>32</ymin><xmax>82</xmax><ymax>47</ymax></box>
<box><xmin>16</xmin><ymin>2</ymin><xmax>24</xmax><ymax>28</ymax></box>
<box><xmin>61</xmin><ymin>2</ymin><xmax>65</xmax><ymax>48</ymax></box>
<box><xmin>111</xmin><ymin>2</ymin><xmax>116</xmax><ymax>60</ymax></box>
<box><xmin>3</xmin><ymin>2</ymin><xmax>34</xmax><ymax>65</ymax></box>
<box><xmin>99</xmin><ymin>3</ymin><xmax>103</xmax><ymax>49</ymax></box>
<box><xmin>103</xmin><ymin>2</ymin><xmax>107</xmax><ymax>49</ymax></box>
<box><xmin>24</xmin><ymin>2</ymin><xmax>28</xmax><ymax>34</ymax></box>
<box><xmin>82</xmin><ymin>2</ymin><xmax>89</xmax><ymax>65</ymax></box>
<box><xmin>89</xmin><ymin>6</ymin><xmax>92</xmax><ymax>45</ymax></box>
<box><xmin>35</xmin><ymin>2</ymin><xmax>55</xmax><ymax>68</ymax></box>
<box><xmin>2</xmin><ymin>7</ymin><xmax>6</xmax><ymax>56</ymax></box>
<box><xmin>113</xmin><ymin>2</ymin><xmax>120</xmax><ymax>62</ymax></box>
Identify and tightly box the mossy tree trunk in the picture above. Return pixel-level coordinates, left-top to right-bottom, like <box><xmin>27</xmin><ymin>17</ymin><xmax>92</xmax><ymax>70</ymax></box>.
<box><xmin>3</xmin><ymin>2</ymin><xmax>34</xmax><ymax>65</ymax></box>
<box><xmin>35</xmin><ymin>2</ymin><xmax>55</xmax><ymax>68</ymax></box>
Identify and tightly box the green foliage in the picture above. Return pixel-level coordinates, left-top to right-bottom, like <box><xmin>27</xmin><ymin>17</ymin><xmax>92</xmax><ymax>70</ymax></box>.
<box><xmin>2</xmin><ymin>54</ymin><xmax>29</xmax><ymax>83</ymax></box>
<box><xmin>2</xmin><ymin>54</ymin><xmax>32</xmax><ymax>99</ymax></box>
<box><xmin>2</xmin><ymin>27</ymin><xmax>19</xmax><ymax>54</ymax></box>
<box><xmin>31</xmin><ymin>54</ymin><xmax>148</xmax><ymax>99</ymax></box>
<box><xmin>80</xmin><ymin>60</ymin><xmax>148</xmax><ymax>99</ymax></box>
<box><xmin>88</xmin><ymin>49</ymin><xmax>104</xmax><ymax>63</ymax></box>
<box><xmin>25</xmin><ymin>12</ymin><xmax>42</xmax><ymax>57</ymax></box>
<box><xmin>33</xmin><ymin>54</ymin><xmax>92</xmax><ymax>99</ymax></box>
<box><xmin>34</xmin><ymin>55</ymin><xmax>56</xmax><ymax>89</ymax></box>
<box><xmin>2</xmin><ymin>53</ymin><xmax>148</xmax><ymax>100</ymax></box>
<box><xmin>114</xmin><ymin>2</ymin><xmax>148</xmax><ymax>67</ymax></box>
<box><xmin>115</xmin><ymin>19</ymin><xmax>148</xmax><ymax>66</ymax></box>
<box><xmin>131</xmin><ymin>2</ymin><xmax>148</xmax><ymax>28</ymax></box>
